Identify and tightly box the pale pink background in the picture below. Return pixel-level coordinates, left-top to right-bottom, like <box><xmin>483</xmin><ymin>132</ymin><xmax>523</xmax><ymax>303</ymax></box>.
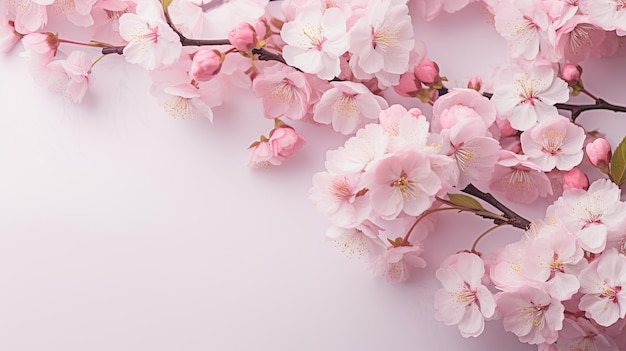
<box><xmin>1</xmin><ymin>4</ymin><xmax>625</xmax><ymax>351</ymax></box>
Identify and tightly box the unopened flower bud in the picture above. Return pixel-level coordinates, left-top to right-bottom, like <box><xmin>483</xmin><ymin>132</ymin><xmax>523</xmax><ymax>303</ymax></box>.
<box><xmin>561</xmin><ymin>64</ymin><xmax>582</xmax><ymax>84</ymax></box>
<box><xmin>414</xmin><ymin>58</ymin><xmax>439</xmax><ymax>85</ymax></box>
<box><xmin>585</xmin><ymin>138</ymin><xmax>612</xmax><ymax>169</ymax></box>
<box><xmin>562</xmin><ymin>167</ymin><xmax>589</xmax><ymax>191</ymax></box>
<box><xmin>228</xmin><ymin>22</ymin><xmax>258</xmax><ymax>52</ymax></box>
<box><xmin>269</xmin><ymin>125</ymin><xmax>306</xmax><ymax>162</ymax></box>
<box><xmin>467</xmin><ymin>76</ymin><xmax>482</xmax><ymax>91</ymax></box>
<box><xmin>190</xmin><ymin>49</ymin><xmax>223</xmax><ymax>81</ymax></box>
<box><xmin>394</xmin><ymin>71</ymin><xmax>421</xmax><ymax>97</ymax></box>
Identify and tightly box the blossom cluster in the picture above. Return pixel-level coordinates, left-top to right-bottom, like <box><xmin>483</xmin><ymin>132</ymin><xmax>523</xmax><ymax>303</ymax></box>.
<box><xmin>434</xmin><ymin>180</ymin><xmax>626</xmax><ymax>349</ymax></box>
<box><xmin>4</xmin><ymin>0</ymin><xmax>626</xmax><ymax>349</ymax></box>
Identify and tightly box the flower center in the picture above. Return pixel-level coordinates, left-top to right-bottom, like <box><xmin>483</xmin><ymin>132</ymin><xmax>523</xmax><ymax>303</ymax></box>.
<box><xmin>392</xmin><ymin>173</ymin><xmax>418</xmax><ymax>201</ymax></box>
<box><xmin>541</xmin><ymin>129</ymin><xmax>564</xmax><ymax>155</ymax></box>
<box><xmin>301</xmin><ymin>24</ymin><xmax>326</xmax><ymax>50</ymax></box>
<box><xmin>333</xmin><ymin>94</ymin><xmax>359</xmax><ymax>118</ymax></box>
<box><xmin>372</xmin><ymin>25</ymin><xmax>399</xmax><ymax>51</ymax></box>
<box><xmin>270</xmin><ymin>81</ymin><xmax>294</xmax><ymax>104</ymax></box>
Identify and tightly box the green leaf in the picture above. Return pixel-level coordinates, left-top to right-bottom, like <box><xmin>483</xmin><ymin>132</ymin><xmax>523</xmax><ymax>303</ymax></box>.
<box><xmin>610</xmin><ymin>136</ymin><xmax>626</xmax><ymax>186</ymax></box>
<box><xmin>447</xmin><ymin>193</ymin><xmax>484</xmax><ymax>211</ymax></box>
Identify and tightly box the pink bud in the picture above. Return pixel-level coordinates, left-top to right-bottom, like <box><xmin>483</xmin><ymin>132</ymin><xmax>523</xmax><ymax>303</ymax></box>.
<box><xmin>561</xmin><ymin>64</ymin><xmax>581</xmax><ymax>84</ymax></box>
<box><xmin>414</xmin><ymin>58</ymin><xmax>439</xmax><ymax>85</ymax></box>
<box><xmin>268</xmin><ymin>126</ymin><xmax>305</xmax><ymax>162</ymax></box>
<box><xmin>467</xmin><ymin>76</ymin><xmax>482</xmax><ymax>91</ymax></box>
<box><xmin>562</xmin><ymin>167</ymin><xmax>589</xmax><ymax>191</ymax></box>
<box><xmin>228</xmin><ymin>22</ymin><xmax>258</xmax><ymax>52</ymax></box>
<box><xmin>394</xmin><ymin>71</ymin><xmax>421</xmax><ymax>97</ymax></box>
<box><xmin>190</xmin><ymin>49</ymin><xmax>222</xmax><ymax>82</ymax></box>
<box><xmin>585</xmin><ymin>138</ymin><xmax>612</xmax><ymax>168</ymax></box>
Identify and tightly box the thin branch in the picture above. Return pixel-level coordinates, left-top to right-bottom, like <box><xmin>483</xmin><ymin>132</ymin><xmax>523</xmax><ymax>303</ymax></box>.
<box><xmin>481</xmin><ymin>92</ymin><xmax>626</xmax><ymax>122</ymax></box>
<box><xmin>461</xmin><ymin>184</ymin><xmax>531</xmax><ymax>230</ymax></box>
<box><xmin>555</xmin><ymin>99</ymin><xmax>626</xmax><ymax>121</ymax></box>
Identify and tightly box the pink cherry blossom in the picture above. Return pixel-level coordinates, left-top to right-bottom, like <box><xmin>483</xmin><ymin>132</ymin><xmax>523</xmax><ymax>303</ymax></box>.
<box><xmin>431</xmin><ymin>88</ymin><xmax>497</xmax><ymax>133</ymax></box>
<box><xmin>493</xmin><ymin>0</ymin><xmax>555</xmax><ymax>60</ymax></box>
<box><xmin>370</xmin><ymin>243</ymin><xmax>427</xmax><ymax>283</ymax></box>
<box><xmin>369</xmin><ymin>149</ymin><xmax>441</xmax><ymax>220</ymax></box>
<box><xmin>0</xmin><ymin>17</ymin><xmax>21</xmax><ymax>53</ymax></box>
<box><xmin>497</xmin><ymin>286</ymin><xmax>565</xmax><ymax>344</ymax></box>
<box><xmin>7</xmin><ymin>0</ymin><xmax>50</xmax><ymax>33</ymax></box>
<box><xmin>520</xmin><ymin>225</ymin><xmax>584</xmax><ymax>300</ymax></box>
<box><xmin>348</xmin><ymin>0</ymin><xmax>414</xmax><ymax>86</ymax></box>
<box><xmin>247</xmin><ymin>139</ymin><xmax>281</xmax><ymax>168</ymax></box>
<box><xmin>560</xmin><ymin>63</ymin><xmax>582</xmax><ymax>84</ymax></box>
<box><xmin>118</xmin><ymin>0</ymin><xmax>183</xmax><ymax>70</ymax></box>
<box><xmin>313</xmin><ymin>81</ymin><xmax>388</xmax><ymax>135</ymax></box>
<box><xmin>37</xmin><ymin>50</ymin><xmax>92</xmax><ymax>103</ymax></box>
<box><xmin>556</xmin><ymin>317</ymin><xmax>619</xmax><ymax>351</ymax></box>
<box><xmin>580</xmin><ymin>0</ymin><xmax>626</xmax><ymax>35</ymax></box>
<box><xmin>153</xmin><ymin>83</ymin><xmax>215</xmax><ymax>120</ymax></box>
<box><xmin>548</xmin><ymin>179</ymin><xmax>626</xmax><ymax>253</ymax></box>
<box><xmin>520</xmin><ymin>116</ymin><xmax>585</xmax><ymax>172</ymax></box>
<box><xmin>325</xmin><ymin>222</ymin><xmax>381</xmax><ymax>258</ymax></box>
<box><xmin>53</xmin><ymin>0</ymin><xmax>98</xmax><ymax>27</ymax></box>
<box><xmin>281</xmin><ymin>7</ymin><xmax>349</xmax><ymax>80</ymax></box>
<box><xmin>434</xmin><ymin>252</ymin><xmax>496</xmax><ymax>337</ymax></box>
<box><xmin>491</xmin><ymin>64</ymin><xmax>569</xmax><ymax>131</ymax></box>
<box><xmin>442</xmin><ymin>118</ymin><xmax>501</xmax><ymax>188</ymax></box>
<box><xmin>169</xmin><ymin>0</ymin><xmax>267</xmax><ymax>39</ymax></box>
<box><xmin>578</xmin><ymin>248</ymin><xmax>626</xmax><ymax>327</ymax></box>
<box><xmin>252</xmin><ymin>63</ymin><xmax>312</xmax><ymax>120</ymax></box>
<box><xmin>491</xmin><ymin>238</ymin><xmax>538</xmax><ymax>292</ymax></box>
<box><xmin>310</xmin><ymin>172</ymin><xmax>371</xmax><ymax>228</ymax></box>
<box><xmin>21</xmin><ymin>32</ymin><xmax>58</xmax><ymax>67</ymax></box>
<box><xmin>325</xmin><ymin>123</ymin><xmax>388</xmax><ymax>175</ymax></box>
<box><xmin>268</xmin><ymin>125</ymin><xmax>306</xmax><ymax>162</ymax></box>
<box><xmin>489</xmin><ymin>150</ymin><xmax>553</xmax><ymax>204</ymax></box>
<box><xmin>555</xmin><ymin>17</ymin><xmax>607</xmax><ymax>63</ymax></box>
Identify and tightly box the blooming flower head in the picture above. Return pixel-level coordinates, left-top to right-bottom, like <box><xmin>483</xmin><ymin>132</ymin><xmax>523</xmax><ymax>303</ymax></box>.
<box><xmin>252</xmin><ymin>63</ymin><xmax>313</xmax><ymax>120</ymax></box>
<box><xmin>556</xmin><ymin>317</ymin><xmax>619</xmax><ymax>351</ymax></box>
<box><xmin>280</xmin><ymin>7</ymin><xmax>349</xmax><ymax>80</ymax></box>
<box><xmin>369</xmin><ymin>149</ymin><xmax>441</xmax><ymax>220</ymax></box>
<box><xmin>547</xmin><ymin>179</ymin><xmax>626</xmax><ymax>253</ymax></box>
<box><xmin>578</xmin><ymin>248</ymin><xmax>626</xmax><ymax>327</ymax></box>
<box><xmin>268</xmin><ymin>125</ymin><xmax>306</xmax><ymax>163</ymax></box>
<box><xmin>310</xmin><ymin>171</ymin><xmax>371</xmax><ymax>228</ymax></box>
<box><xmin>497</xmin><ymin>286</ymin><xmax>565</xmax><ymax>345</ymax></box>
<box><xmin>370</xmin><ymin>242</ymin><xmax>427</xmax><ymax>283</ymax></box>
<box><xmin>348</xmin><ymin>0</ymin><xmax>414</xmax><ymax>86</ymax></box>
<box><xmin>489</xmin><ymin>150</ymin><xmax>553</xmax><ymax>204</ymax></box>
<box><xmin>0</xmin><ymin>15</ymin><xmax>22</xmax><ymax>53</ymax></box>
<box><xmin>520</xmin><ymin>116</ymin><xmax>585</xmax><ymax>172</ymax></box>
<box><xmin>491</xmin><ymin>63</ymin><xmax>569</xmax><ymax>131</ymax></box>
<box><xmin>434</xmin><ymin>252</ymin><xmax>496</xmax><ymax>337</ymax></box>
<box><xmin>38</xmin><ymin>50</ymin><xmax>92</xmax><ymax>103</ymax></box>
<box><xmin>118</xmin><ymin>0</ymin><xmax>183</xmax><ymax>70</ymax></box>
<box><xmin>313</xmin><ymin>81</ymin><xmax>388</xmax><ymax>135</ymax></box>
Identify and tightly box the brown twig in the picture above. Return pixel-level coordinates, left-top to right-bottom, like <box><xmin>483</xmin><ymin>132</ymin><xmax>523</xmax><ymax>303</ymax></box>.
<box><xmin>461</xmin><ymin>184</ymin><xmax>531</xmax><ymax>230</ymax></box>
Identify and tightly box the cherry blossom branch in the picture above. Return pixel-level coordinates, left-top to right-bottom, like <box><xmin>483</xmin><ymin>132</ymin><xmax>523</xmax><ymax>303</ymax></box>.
<box><xmin>461</xmin><ymin>183</ymin><xmax>531</xmax><ymax>230</ymax></box>
<box><xmin>554</xmin><ymin>99</ymin><xmax>626</xmax><ymax>121</ymax></box>
<box><xmin>481</xmin><ymin>92</ymin><xmax>626</xmax><ymax>122</ymax></box>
